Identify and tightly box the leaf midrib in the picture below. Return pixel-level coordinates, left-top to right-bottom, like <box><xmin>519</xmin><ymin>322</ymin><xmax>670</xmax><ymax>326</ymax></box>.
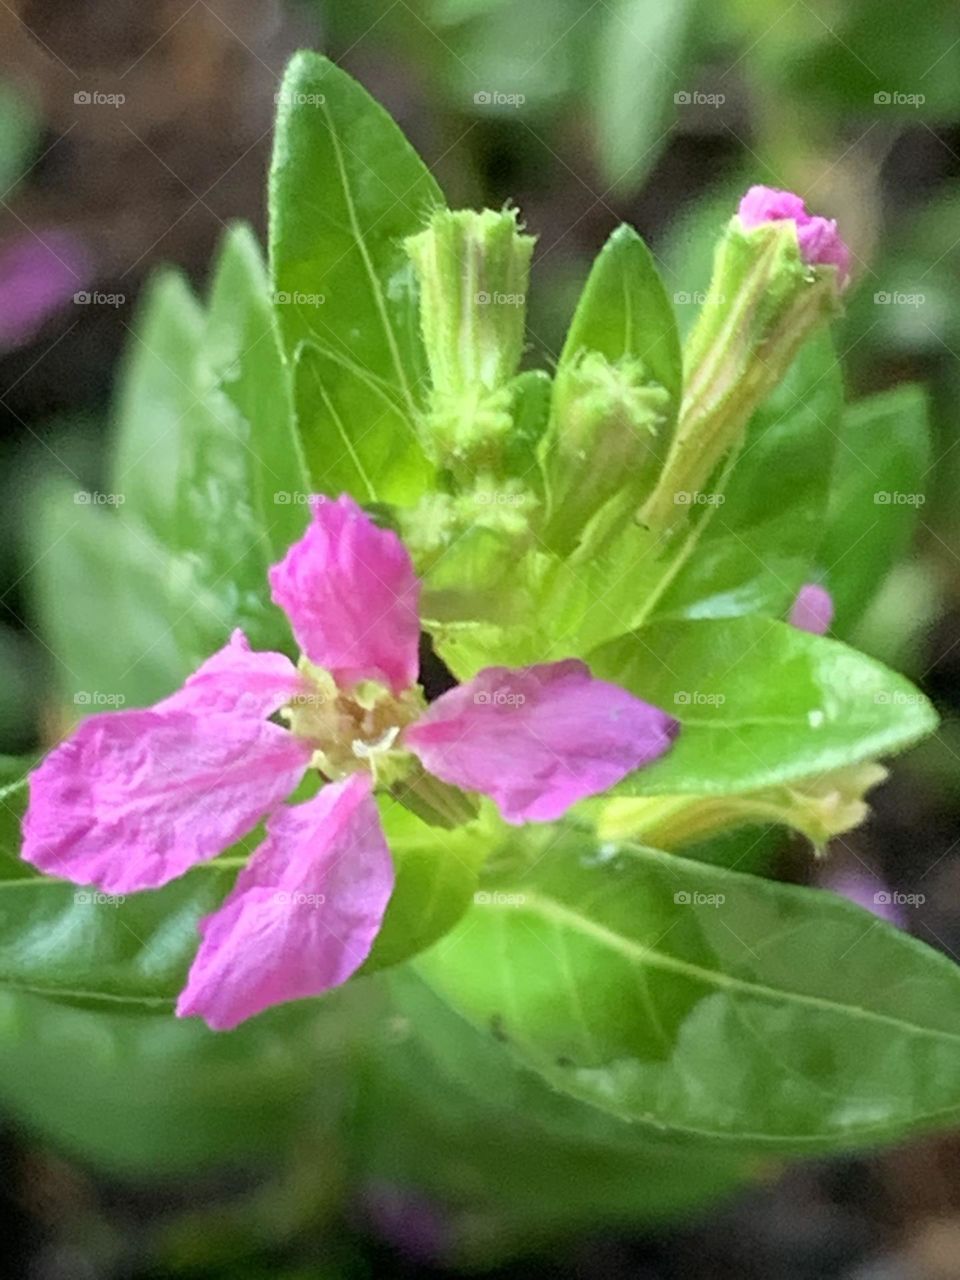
<box><xmin>483</xmin><ymin>889</ymin><xmax>960</xmax><ymax>1047</ymax></box>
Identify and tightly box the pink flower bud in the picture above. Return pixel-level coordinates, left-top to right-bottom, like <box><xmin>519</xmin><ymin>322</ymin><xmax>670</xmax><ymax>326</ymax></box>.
<box><xmin>789</xmin><ymin>582</ymin><xmax>834</xmax><ymax>635</ymax></box>
<box><xmin>739</xmin><ymin>185</ymin><xmax>851</xmax><ymax>285</ymax></box>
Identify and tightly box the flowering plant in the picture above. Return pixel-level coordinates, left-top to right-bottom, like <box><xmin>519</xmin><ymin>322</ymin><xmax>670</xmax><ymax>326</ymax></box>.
<box><xmin>1</xmin><ymin>51</ymin><xmax>951</xmax><ymax>1246</ymax></box>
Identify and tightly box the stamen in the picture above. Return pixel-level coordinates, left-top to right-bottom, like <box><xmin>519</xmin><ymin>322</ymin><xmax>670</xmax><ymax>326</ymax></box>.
<box><xmin>351</xmin><ymin>725</ymin><xmax>401</xmax><ymax>760</ymax></box>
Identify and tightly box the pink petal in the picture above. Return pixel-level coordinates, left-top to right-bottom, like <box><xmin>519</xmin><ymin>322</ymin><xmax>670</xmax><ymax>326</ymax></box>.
<box><xmin>738</xmin><ymin>184</ymin><xmax>851</xmax><ymax>285</ymax></box>
<box><xmin>22</xmin><ymin>710</ymin><xmax>311</xmax><ymax>894</ymax></box>
<box><xmin>268</xmin><ymin>495</ymin><xmax>421</xmax><ymax>694</ymax></box>
<box><xmin>789</xmin><ymin>583</ymin><xmax>834</xmax><ymax>635</ymax></box>
<box><xmin>739</xmin><ymin>185</ymin><xmax>808</xmax><ymax>227</ymax></box>
<box><xmin>404</xmin><ymin>660</ymin><xmax>678</xmax><ymax>824</ymax></box>
<box><xmin>176</xmin><ymin>773</ymin><xmax>394</xmax><ymax>1030</ymax></box>
<box><xmin>159</xmin><ymin>629</ymin><xmax>306</xmax><ymax>718</ymax></box>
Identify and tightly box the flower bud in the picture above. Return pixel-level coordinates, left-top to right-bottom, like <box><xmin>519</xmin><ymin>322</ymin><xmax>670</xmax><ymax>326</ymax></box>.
<box><xmin>789</xmin><ymin>583</ymin><xmax>834</xmax><ymax>635</ymax></box>
<box><xmin>640</xmin><ymin>187</ymin><xmax>849</xmax><ymax>533</ymax></box>
<box><xmin>738</xmin><ymin>186</ymin><xmax>850</xmax><ymax>283</ymax></box>
<box><xmin>541</xmin><ymin>351</ymin><xmax>671</xmax><ymax>553</ymax></box>
<box><xmin>406</xmin><ymin>207</ymin><xmax>535</xmax><ymax>477</ymax></box>
<box><xmin>598</xmin><ymin>761</ymin><xmax>887</xmax><ymax>853</ymax></box>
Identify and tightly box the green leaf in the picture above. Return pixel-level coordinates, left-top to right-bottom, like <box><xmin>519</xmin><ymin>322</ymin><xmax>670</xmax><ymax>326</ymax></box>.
<box><xmin>590</xmin><ymin>615</ymin><xmax>937</xmax><ymax>796</ymax></box>
<box><xmin>818</xmin><ymin>385</ymin><xmax>931</xmax><ymax>635</ymax></box>
<box><xmin>593</xmin><ymin>0</ymin><xmax>695</xmax><ymax>193</ymax></box>
<box><xmin>650</xmin><ymin>330</ymin><xmax>843</xmax><ymax>622</ymax></box>
<box><xmin>416</xmin><ymin>826</ymin><xmax>960</xmax><ymax>1151</ymax></box>
<box><xmin>0</xmin><ymin>987</ymin><xmax>361</xmax><ymax>1174</ymax></box>
<box><xmin>293</xmin><ymin>341</ymin><xmax>434</xmax><ymax>505</ymax></box>
<box><xmin>357</xmin><ymin>967</ymin><xmax>751</xmax><ymax>1262</ymax></box>
<box><xmin>104</xmin><ymin>227</ymin><xmax>304</xmax><ymax>677</ymax></box>
<box><xmin>204</xmin><ymin>223</ymin><xmax>310</xmax><ymax>560</ymax></box>
<box><xmin>269</xmin><ymin>51</ymin><xmax>442</xmax><ymax>500</ymax></box>
<box><xmin>362</xmin><ymin>800</ymin><xmax>494</xmax><ymax>972</ymax></box>
<box><xmin>556</xmin><ymin>224</ymin><xmax>683</xmax><ymax>407</ymax></box>
<box><xmin>29</xmin><ymin>481</ymin><xmax>202</xmax><ymax>708</ymax></box>
<box><xmin>170</xmin><ymin>232</ymin><xmax>306</xmax><ymax>660</ymax></box>
<box><xmin>0</xmin><ymin>858</ymin><xmax>235</xmax><ymax>1010</ymax></box>
<box><xmin>110</xmin><ymin>269</ymin><xmax>204</xmax><ymax>543</ymax></box>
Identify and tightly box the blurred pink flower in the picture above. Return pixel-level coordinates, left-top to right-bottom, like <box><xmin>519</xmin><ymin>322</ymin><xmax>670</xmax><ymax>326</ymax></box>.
<box><xmin>789</xmin><ymin>583</ymin><xmax>834</xmax><ymax>635</ymax></box>
<box><xmin>0</xmin><ymin>231</ymin><xmax>91</xmax><ymax>352</ymax></box>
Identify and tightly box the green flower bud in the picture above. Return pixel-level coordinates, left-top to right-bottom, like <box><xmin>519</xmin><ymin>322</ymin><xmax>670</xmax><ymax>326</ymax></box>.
<box><xmin>406</xmin><ymin>207</ymin><xmax>535</xmax><ymax>477</ymax></box>
<box><xmin>640</xmin><ymin>212</ymin><xmax>844</xmax><ymax>533</ymax></box>
<box><xmin>597</xmin><ymin>762</ymin><xmax>888</xmax><ymax>854</ymax></box>
<box><xmin>541</xmin><ymin>350</ymin><xmax>671</xmax><ymax>554</ymax></box>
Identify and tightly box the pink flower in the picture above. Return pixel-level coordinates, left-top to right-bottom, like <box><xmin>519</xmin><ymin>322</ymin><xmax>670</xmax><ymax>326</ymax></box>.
<box><xmin>22</xmin><ymin>496</ymin><xmax>677</xmax><ymax>1030</ymax></box>
<box><xmin>738</xmin><ymin>185</ymin><xmax>851</xmax><ymax>285</ymax></box>
<box><xmin>789</xmin><ymin>582</ymin><xmax>834</xmax><ymax>635</ymax></box>
<box><xmin>0</xmin><ymin>231</ymin><xmax>92</xmax><ymax>353</ymax></box>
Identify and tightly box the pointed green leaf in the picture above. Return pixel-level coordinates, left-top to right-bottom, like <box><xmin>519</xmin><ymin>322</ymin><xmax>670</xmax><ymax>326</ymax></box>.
<box><xmin>204</xmin><ymin>222</ymin><xmax>310</xmax><ymax>559</ymax></box>
<box><xmin>293</xmin><ymin>341</ymin><xmax>434</xmax><ymax>505</ymax></box>
<box><xmin>110</xmin><ymin>269</ymin><xmax>204</xmax><ymax>542</ymax></box>
<box><xmin>29</xmin><ymin>481</ymin><xmax>203</xmax><ymax>708</ymax></box>
<box><xmin>556</xmin><ymin>223</ymin><xmax>682</xmax><ymax>405</ymax></box>
<box><xmin>269</xmin><ymin>51</ymin><xmax>443</xmax><ymax>500</ymax></box>
<box><xmin>591</xmin><ymin>615</ymin><xmax>937</xmax><ymax>796</ymax></box>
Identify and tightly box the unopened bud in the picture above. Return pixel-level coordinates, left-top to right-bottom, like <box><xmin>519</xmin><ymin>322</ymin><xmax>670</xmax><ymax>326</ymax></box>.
<box><xmin>640</xmin><ymin>188</ymin><xmax>848</xmax><ymax>533</ymax></box>
<box><xmin>598</xmin><ymin>762</ymin><xmax>887</xmax><ymax>853</ymax></box>
<box><xmin>406</xmin><ymin>208</ymin><xmax>534</xmax><ymax>477</ymax></box>
<box><xmin>542</xmin><ymin>351</ymin><xmax>670</xmax><ymax>553</ymax></box>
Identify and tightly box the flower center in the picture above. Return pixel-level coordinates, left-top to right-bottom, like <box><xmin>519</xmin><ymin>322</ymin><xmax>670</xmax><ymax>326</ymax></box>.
<box><xmin>279</xmin><ymin>661</ymin><xmax>424</xmax><ymax>784</ymax></box>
